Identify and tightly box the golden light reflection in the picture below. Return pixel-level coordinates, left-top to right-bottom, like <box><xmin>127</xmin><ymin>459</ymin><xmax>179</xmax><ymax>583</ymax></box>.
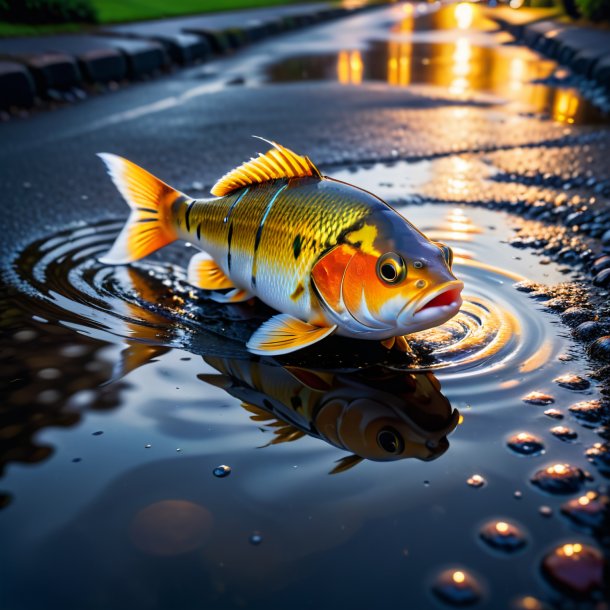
<box><xmin>338</xmin><ymin>50</ymin><xmax>363</xmax><ymax>85</ymax></box>
<box><xmin>519</xmin><ymin>338</ymin><xmax>553</xmax><ymax>373</ymax></box>
<box><xmin>561</xmin><ymin>543</ymin><xmax>583</xmax><ymax>557</ymax></box>
<box><xmin>452</xmin><ymin>570</ymin><xmax>466</xmax><ymax>584</ymax></box>
<box><xmin>552</xmin><ymin>89</ymin><xmax>580</xmax><ymax>124</ymax></box>
<box><xmin>548</xmin><ymin>464</ymin><xmax>567</xmax><ymax>475</ymax></box>
<box><xmin>450</xmin><ymin>37</ymin><xmax>472</xmax><ymax>95</ymax></box>
<box><xmin>578</xmin><ymin>495</ymin><xmax>590</xmax><ymax>506</ymax></box>
<box><xmin>496</xmin><ymin>521</ymin><xmax>509</xmax><ymax>533</ymax></box>
<box><xmin>455</xmin><ymin>2</ymin><xmax>474</xmax><ymax>29</ymax></box>
<box><xmin>388</xmin><ymin>41</ymin><xmax>412</xmax><ymax>86</ymax></box>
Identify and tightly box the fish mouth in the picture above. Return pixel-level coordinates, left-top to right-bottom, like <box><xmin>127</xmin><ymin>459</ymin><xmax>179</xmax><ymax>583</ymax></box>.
<box><xmin>412</xmin><ymin>281</ymin><xmax>464</xmax><ymax>322</ymax></box>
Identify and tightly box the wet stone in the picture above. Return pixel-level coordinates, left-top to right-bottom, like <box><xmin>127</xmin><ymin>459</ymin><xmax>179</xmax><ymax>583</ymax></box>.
<box><xmin>550</xmin><ymin>426</ymin><xmax>578</xmax><ymax>442</ymax></box>
<box><xmin>588</xmin><ymin>336</ymin><xmax>610</xmax><ymax>362</ymax></box>
<box><xmin>467</xmin><ymin>474</ymin><xmax>486</xmax><ymax>488</ymax></box>
<box><xmin>479</xmin><ymin>520</ymin><xmax>527</xmax><ymax>553</ymax></box>
<box><xmin>569</xmin><ymin>400</ymin><xmax>607</xmax><ymax>426</ymax></box>
<box><xmin>573</xmin><ymin>322</ymin><xmax>609</xmax><ymax>342</ymax></box>
<box><xmin>523</xmin><ymin>391</ymin><xmax>555</xmax><ymax>406</ymax></box>
<box><xmin>544</xmin><ymin>409</ymin><xmax>564</xmax><ymax>419</ymax></box>
<box><xmin>507</xmin><ymin>432</ymin><xmax>545</xmax><ymax>456</ymax></box>
<box><xmin>514</xmin><ymin>280</ymin><xmax>541</xmax><ymax>293</ymax></box>
<box><xmin>560</xmin><ymin>307</ymin><xmax>596</xmax><ymax>328</ymax></box>
<box><xmin>543</xmin><ymin>298</ymin><xmax>569</xmax><ymax>312</ymax></box>
<box><xmin>561</xmin><ymin>492</ymin><xmax>609</xmax><ymax>531</ymax></box>
<box><xmin>553</xmin><ymin>374</ymin><xmax>590</xmax><ymax>391</ymax></box>
<box><xmin>432</xmin><ymin>569</ymin><xmax>482</xmax><ymax>607</ymax></box>
<box><xmin>593</xmin><ymin>268</ymin><xmax>610</xmax><ymax>288</ymax></box>
<box><xmin>213</xmin><ymin>465</ymin><xmax>231</xmax><ymax>478</ymax></box>
<box><xmin>531</xmin><ymin>464</ymin><xmax>588</xmax><ymax>495</ymax></box>
<box><xmin>592</xmin><ymin>255</ymin><xmax>610</xmax><ymax>274</ymax></box>
<box><xmin>585</xmin><ymin>443</ymin><xmax>610</xmax><ymax>474</ymax></box>
<box><xmin>541</xmin><ymin>543</ymin><xmax>605</xmax><ymax>596</ymax></box>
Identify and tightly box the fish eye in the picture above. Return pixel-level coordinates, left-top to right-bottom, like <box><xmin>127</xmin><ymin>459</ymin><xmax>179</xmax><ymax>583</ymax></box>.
<box><xmin>376</xmin><ymin>252</ymin><xmax>406</xmax><ymax>284</ymax></box>
<box><xmin>436</xmin><ymin>242</ymin><xmax>454</xmax><ymax>269</ymax></box>
<box><xmin>377</xmin><ymin>427</ymin><xmax>405</xmax><ymax>454</ymax></box>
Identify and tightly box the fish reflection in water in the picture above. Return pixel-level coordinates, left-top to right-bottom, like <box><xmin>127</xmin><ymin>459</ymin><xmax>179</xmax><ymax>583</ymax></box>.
<box><xmin>199</xmin><ymin>358</ymin><xmax>459</xmax><ymax>473</ymax></box>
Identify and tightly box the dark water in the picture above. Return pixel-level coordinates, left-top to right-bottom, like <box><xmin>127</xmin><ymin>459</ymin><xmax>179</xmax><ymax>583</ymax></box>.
<box><xmin>1</xmin><ymin>167</ymin><xmax>608</xmax><ymax>608</ymax></box>
<box><xmin>266</xmin><ymin>2</ymin><xmax>607</xmax><ymax>125</ymax></box>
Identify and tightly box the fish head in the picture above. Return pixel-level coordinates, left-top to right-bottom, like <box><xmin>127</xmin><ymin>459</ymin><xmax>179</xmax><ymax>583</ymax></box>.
<box><xmin>312</xmin><ymin>210</ymin><xmax>463</xmax><ymax>336</ymax></box>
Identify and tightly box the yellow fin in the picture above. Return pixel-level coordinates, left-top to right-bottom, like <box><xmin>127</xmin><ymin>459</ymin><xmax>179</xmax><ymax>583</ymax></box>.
<box><xmin>246</xmin><ymin>314</ymin><xmax>336</xmax><ymax>356</ymax></box>
<box><xmin>187</xmin><ymin>251</ymin><xmax>234</xmax><ymax>290</ymax></box>
<box><xmin>208</xmin><ymin>288</ymin><xmax>251</xmax><ymax>303</ymax></box>
<box><xmin>210</xmin><ymin>137</ymin><xmax>322</xmax><ymax>197</ymax></box>
<box><xmin>98</xmin><ymin>153</ymin><xmax>183</xmax><ymax>264</ymax></box>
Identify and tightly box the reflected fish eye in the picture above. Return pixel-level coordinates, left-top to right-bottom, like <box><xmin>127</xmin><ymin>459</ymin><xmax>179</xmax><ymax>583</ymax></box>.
<box><xmin>377</xmin><ymin>427</ymin><xmax>405</xmax><ymax>454</ymax></box>
<box><xmin>376</xmin><ymin>252</ymin><xmax>406</xmax><ymax>284</ymax></box>
<box><xmin>437</xmin><ymin>243</ymin><xmax>454</xmax><ymax>269</ymax></box>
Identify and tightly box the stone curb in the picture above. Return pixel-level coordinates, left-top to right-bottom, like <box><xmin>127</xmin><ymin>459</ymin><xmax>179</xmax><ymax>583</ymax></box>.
<box><xmin>490</xmin><ymin>13</ymin><xmax>610</xmax><ymax>92</ymax></box>
<box><xmin>0</xmin><ymin>2</ymin><xmax>382</xmax><ymax>111</ymax></box>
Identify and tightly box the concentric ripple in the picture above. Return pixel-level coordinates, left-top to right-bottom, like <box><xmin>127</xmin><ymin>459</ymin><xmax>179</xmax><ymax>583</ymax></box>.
<box><xmin>10</xmin><ymin>208</ymin><xmax>550</xmax><ymax>375</ymax></box>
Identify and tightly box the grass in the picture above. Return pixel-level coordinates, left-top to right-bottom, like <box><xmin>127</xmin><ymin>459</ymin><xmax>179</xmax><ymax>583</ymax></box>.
<box><xmin>0</xmin><ymin>0</ymin><xmax>329</xmax><ymax>36</ymax></box>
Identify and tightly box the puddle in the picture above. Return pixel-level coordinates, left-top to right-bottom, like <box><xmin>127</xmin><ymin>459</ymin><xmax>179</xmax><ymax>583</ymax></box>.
<box><xmin>1</xmin><ymin>159</ymin><xmax>608</xmax><ymax>608</ymax></box>
<box><xmin>266</xmin><ymin>3</ymin><xmax>607</xmax><ymax>125</ymax></box>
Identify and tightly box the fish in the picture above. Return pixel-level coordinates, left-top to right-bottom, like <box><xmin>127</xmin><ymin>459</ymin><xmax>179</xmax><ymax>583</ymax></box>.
<box><xmin>99</xmin><ymin>137</ymin><xmax>463</xmax><ymax>356</ymax></box>
<box><xmin>198</xmin><ymin>358</ymin><xmax>460</xmax><ymax>473</ymax></box>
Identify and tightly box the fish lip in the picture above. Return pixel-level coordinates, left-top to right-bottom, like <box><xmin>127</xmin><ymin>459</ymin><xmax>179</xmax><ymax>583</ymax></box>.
<box><xmin>410</xmin><ymin>280</ymin><xmax>464</xmax><ymax>317</ymax></box>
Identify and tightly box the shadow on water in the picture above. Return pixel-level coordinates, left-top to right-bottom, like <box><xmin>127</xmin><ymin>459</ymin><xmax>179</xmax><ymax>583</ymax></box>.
<box><xmin>266</xmin><ymin>2</ymin><xmax>607</xmax><ymax>125</ymax></box>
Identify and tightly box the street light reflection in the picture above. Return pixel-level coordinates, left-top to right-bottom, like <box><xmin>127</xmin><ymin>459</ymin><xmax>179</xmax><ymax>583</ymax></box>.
<box><xmin>338</xmin><ymin>50</ymin><xmax>363</xmax><ymax>85</ymax></box>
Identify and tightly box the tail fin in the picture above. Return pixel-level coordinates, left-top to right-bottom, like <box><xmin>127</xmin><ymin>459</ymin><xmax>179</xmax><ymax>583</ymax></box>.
<box><xmin>98</xmin><ymin>153</ymin><xmax>186</xmax><ymax>264</ymax></box>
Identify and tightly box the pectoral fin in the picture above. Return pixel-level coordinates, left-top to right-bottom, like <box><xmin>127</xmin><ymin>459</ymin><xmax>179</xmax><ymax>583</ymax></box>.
<box><xmin>208</xmin><ymin>288</ymin><xmax>252</xmax><ymax>303</ymax></box>
<box><xmin>187</xmin><ymin>252</ymin><xmax>234</xmax><ymax>290</ymax></box>
<box><xmin>246</xmin><ymin>314</ymin><xmax>336</xmax><ymax>356</ymax></box>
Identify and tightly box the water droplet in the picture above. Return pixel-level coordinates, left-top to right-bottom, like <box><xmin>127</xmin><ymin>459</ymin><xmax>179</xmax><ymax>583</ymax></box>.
<box><xmin>213</xmin><ymin>465</ymin><xmax>231</xmax><ymax>478</ymax></box>
<box><xmin>553</xmin><ymin>374</ymin><xmax>590</xmax><ymax>391</ymax></box>
<box><xmin>550</xmin><ymin>426</ymin><xmax>578</xmax><ymax>442</ymax></box>
<box><xmin>511</xmin><ymin>595</ymin><xmax>550</xmax><ymax>610</ymax></box>
<box><xmin>72</xmin><ymin>458</ymin><xmax>82</xmax><ymax>463</ymax></box>
<box><xmin>479</xmin><ymin>520</ymin><xmax>527</xmax><ymax>553</ymax></box>
<box><xmin>561</xmin><ymin>491</ymin><xmax>609</xmax><ymax>531</ymax></box>
<box><xmin>569</xmin><ymin>400</ymin><xmax>607</xmax><ymax>426</ymax></box>
<box><xmin>176</xmin><ymin>448</ymin><xmax>182</xmax><ymax>452</ymax></box>
<box><xmin>531</xmin><ymin>464</ymin><xmax>587</xmax><ymax>495</ymax></box>
<box><xmin>249</xmin><ymin>532</ymin><xmax>263</xmax><ymax>545</ymax></box>
<box><xmin>424</xmin><ymin>480</ymin><xmax>430</xmax><ymax>487</ymax></box>
<box><xmin>514</xmin><ymin>490</ymin><xmax>523</xmax><ymax>499</ymax></box>
<box><xmin>37</xmin><ymin>367</ymin><xmax>61</xmax><ymax>380</ymax></box>
<box><xmin>467</xmin><ymin>474</ymin><xmax>486</xmax><ymax>488</ymax></box>
<box><xmin>541</xmin><ymin>543</ymin><xmax>605</xmax><ymax>596</ymax></box>
<box><xmin>92</xmin><ymin>430</ymin><xmax>104</xmax><ymax>436</ymax></box>
<box><xmin>539</xmin><ymin>506</ymin><xmax>553</xmax><ymax>517</ymax></box>
<box><xmin>507</xmin><ymin>432</ymin><xmax>545</xmax><ymax>456</ymax></box>
<box><xmin>432</xmin><ymin>569</ymin><xmax>483</xmax><ymax>606</ymax></box>
<box><xmin>544</xmin><ymin>408</ymin><xmax>564</xmax><ymax>419</ymax></box>
<box><xmin>523</xmin><ymin>391</ymin><xmax>555</xmax><ymax>406</ymax></box>
<box><xmin>144</xmin><ymin>444</ymin><xmax>152</xmax><ymax>449</ymax></box>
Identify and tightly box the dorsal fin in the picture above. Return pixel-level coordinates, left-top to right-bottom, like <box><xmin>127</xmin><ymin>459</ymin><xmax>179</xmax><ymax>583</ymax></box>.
<box><xmin>210</xmin><ymin>137</ymin><xmax>322</xmax><ymax>197</ymax></box>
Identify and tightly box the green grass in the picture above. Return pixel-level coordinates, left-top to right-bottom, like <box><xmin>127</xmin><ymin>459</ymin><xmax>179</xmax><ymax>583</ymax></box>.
<box><xmin>0</xmin><ymin>0</ymin><xmax>329</xmax><ymax>36</ymax></box>
<box><xmin>92</xmin><ymin>0</ymin><xmax>325</xmax><ymax>23</ymax></box>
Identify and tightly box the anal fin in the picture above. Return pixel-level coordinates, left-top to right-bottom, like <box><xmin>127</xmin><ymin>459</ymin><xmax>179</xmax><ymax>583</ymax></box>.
<box><xmin>187</xmin><ymin>251</ymin><xmax>234</xmax><ymax>290</ymax></box>
<box><xmin>246</xmin><ymin>314</ymin><xmax>336</xmax><ymax>356</ymax></box>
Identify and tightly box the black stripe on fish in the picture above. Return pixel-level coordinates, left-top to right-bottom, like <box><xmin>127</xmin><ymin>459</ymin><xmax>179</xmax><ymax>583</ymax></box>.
<box><xmin>185</xmin><ymin>200</ymin><xmax>196</xmax><ymax>233</ymax></box>
<box><xmin>293</xmin><ymin>234</ymin><xmax>302</xmax><ymax>260</ymax></box>
<box><xmin>136</xmin><ymin>207</ymin><xmax>158</xmax><ymax>215</ymax></box>
<box><xmin>227</xmin><ymin>223</ymin><xmax>233</xmax><ymax>272</ymax></box>
<box><xmin>135</xmin><ymin>217</ymin><xmax>157</xmax><ymax>224</ymax></box>
<box><xmin>251</xmin><ymin>183</ymin><xmax>288</xmax><ymax>288</ymax></box>
<box><xmin>223</xmin><ymin>187</ymin><xmax>249</xmax><ymax>224</ymax></box>
<box><xmin>196</xmin><ymin>222</ymin><xmax>201</xmax><ymax>240</ymax></box>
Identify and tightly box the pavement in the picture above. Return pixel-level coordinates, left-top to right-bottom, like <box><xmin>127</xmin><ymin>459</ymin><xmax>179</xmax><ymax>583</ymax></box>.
<box><xmin>486</xmin><ymin>6</ymin><xmax>610</xmax><ymax>90</ymax></box>
<box><xmin>0</xmin><ymin>2</ymin><xmax>381</xmax><ymax>110</ymax></box>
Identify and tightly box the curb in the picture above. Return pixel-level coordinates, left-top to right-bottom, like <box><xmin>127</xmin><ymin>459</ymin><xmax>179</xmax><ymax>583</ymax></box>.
<box><xmin>490</xmin><ymin>13</ymin><xmax>610</xmax><ymax>93</ymax></box>
<box><xmin>0</xmin><ymin>2</ymin><xmax>382</xmax><ymax>111</ymax></box>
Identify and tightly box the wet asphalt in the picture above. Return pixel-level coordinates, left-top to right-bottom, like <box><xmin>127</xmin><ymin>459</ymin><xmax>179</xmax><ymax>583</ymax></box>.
<box><xmin>1</xmin><ymin>4</ymin><xmax>609</xmax><ymax>275</ymax></box>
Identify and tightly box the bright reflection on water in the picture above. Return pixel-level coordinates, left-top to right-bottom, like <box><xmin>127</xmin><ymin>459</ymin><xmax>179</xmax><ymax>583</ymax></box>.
<box><xmin>268</xmin><ymin>2</ymin><xmax>605</xmax><ymax>124</ymax></box>
<box><xmin>1</xmin><ymin>158</ymin><xmax>606</xmax><ymax>608</ymax></box>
